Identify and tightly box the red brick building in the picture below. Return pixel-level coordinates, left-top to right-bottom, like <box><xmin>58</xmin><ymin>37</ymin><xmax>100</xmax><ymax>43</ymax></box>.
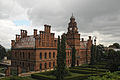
<box><xmin>10</xmin><ymin>15</ymin><xmax>92</xmax><ymax>74</ymax></box>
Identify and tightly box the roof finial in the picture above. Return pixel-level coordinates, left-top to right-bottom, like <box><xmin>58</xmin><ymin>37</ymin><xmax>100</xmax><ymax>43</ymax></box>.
<box><xmin>72</xmin><ymin>13</ymin><xmax>73</xmax><ymax>17</ymax></box>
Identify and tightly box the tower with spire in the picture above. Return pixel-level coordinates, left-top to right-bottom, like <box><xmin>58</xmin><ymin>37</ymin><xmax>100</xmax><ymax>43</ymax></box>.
<box><xmin>68</xmin><ymin>14</ymin><xmax>78</xmax><ymax>33</ymax></box>
<box><xmin>65</xmin><ymin>14</ymin><xmax>80</xmax><ymax>49</ymax></box>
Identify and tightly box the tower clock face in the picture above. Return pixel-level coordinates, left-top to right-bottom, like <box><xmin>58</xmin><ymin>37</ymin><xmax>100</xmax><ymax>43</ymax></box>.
<box><xmin>75</xmin><ymin>27</ymin><xmax>77</xmax><ymax>30</ymax></box>
<box><xmin>69</xmin><ymin>28</ymin><xmax>72</xmax><ymax>30</ymax></box>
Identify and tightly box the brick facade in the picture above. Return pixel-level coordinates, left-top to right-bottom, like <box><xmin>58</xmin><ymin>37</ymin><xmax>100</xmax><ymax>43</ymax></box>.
<box><xmin>11</xmin><ymin>15</ymin><xmax>92</xmax><ymax>74</ymax></box>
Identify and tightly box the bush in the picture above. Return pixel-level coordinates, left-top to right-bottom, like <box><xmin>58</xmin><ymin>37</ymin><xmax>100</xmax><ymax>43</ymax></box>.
<box><xmin>31</xmin><ymin>73</ymin><xmax>56</xmax><ymax>80</ymax></box>
<box><xmin>69</xmin><ymin>69</ymin><xmax>96</xmax><ymax>74</ymax></box>
<box><xmin>0</xmin><ymin>76</ymin><xmax>35</xmax><ymax>80</ymax></box>
<box><xmin>88</xmin><ymin>71</ymin><xmax>120</xmax><ymax>80</ymax></box>
<box><xmin>31</xmin><ymin>72</ymin><xmax>84</xmax><ymax>80</ymax></box>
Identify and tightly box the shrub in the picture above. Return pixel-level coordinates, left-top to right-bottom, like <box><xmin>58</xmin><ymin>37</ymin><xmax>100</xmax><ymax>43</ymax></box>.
<box><xmin>88</xmin><ymin>71</ymin><xmax>120</xmax><ymax>80</ymax></box>
<box><xmin>31</xmin><ymin>73</ymin><xmax>56</xmax><ymax>80</ymax></box>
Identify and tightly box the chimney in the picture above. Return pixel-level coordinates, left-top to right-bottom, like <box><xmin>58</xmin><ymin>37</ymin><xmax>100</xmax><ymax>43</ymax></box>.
<box><xmin>25</xmin><ymin>30</ymin><xmax>27</xmax><ymax>37</ymax></box>
<box><xmin>16</xmin><ymin>34</ymin><xmax>19</xmax><ymax>42</ymax></box>
<box><xmin>18</xmin><ymin>35</ymin><xmax>20</xmax><ymax>41</ymax></box>
<box><xmin>44</xmin><ymin>24</ymin><xmax>51</xmax><ymax>33</ymax></box>
<box><xmin>82</xmin><ymin>38</ymin><xmax>84</xmax><ymax>42</ymax></box>
<box><xmin>21</xmin><ymin>29</ymin><xmax>23</xmax><ymax>38</ymax></box>
<box><xmin>34</xmin><ymin>29</ymin><xmax>37</xmax><ymax>37</ymax></box>
<box><xmin>11</xmin><ymin>40</ymin><xmax>15</xmax><ymax>48</ymax></box>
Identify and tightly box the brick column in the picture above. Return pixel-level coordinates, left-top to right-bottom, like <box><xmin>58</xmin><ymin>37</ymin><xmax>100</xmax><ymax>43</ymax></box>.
<box><xmin>17</xmin><ymin>66</ymin><xmax>22</xmax><ymax>75</ymax></box>
<box><xmin>34</xmin><ymin>65</ymin><xmax>37</xmax><ymax>71</ymax></box>
<box><xmin>5</xmin><ymin>66</ymin><xmax>11</xmax><ymax>76</ymax></box>
<box><xmin>26</xmin><ymin>67</ymin><xmax>30</xmax><ymax>72</ymax></box>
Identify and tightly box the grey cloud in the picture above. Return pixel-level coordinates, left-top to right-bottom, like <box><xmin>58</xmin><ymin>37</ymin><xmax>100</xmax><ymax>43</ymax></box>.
<box><xmin>16</xmin><ymin>0</ymin><xmax>120</xmax><ymax>45</ymax></box>
<box><xmin>0</xmin><ymin>0</ymin><xmax>120</xmax><ymax>48</ymax></box>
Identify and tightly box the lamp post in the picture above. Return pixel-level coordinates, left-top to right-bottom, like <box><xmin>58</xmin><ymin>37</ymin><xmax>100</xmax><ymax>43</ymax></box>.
<box><xmin>92</xmin><ymin>36</ymin><xmax>97</xmax><ymax>45</ymax></box>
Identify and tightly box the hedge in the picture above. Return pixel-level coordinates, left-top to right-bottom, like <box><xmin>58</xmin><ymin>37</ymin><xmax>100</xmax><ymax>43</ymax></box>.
<box><xmin>0</xmin><ymin>76</ymin><xmax>35</xmax><ymax>80</ymax></box>
<box><xmin>69</xmin><ymin>69</ymin><xmax>97</xmax><ymax>74</ymax></box>
<box><xmin>31</xmin><ymin>73</ymin><xmax>56</xmax><ymax>80</ymax></box>
<box><xmin>70</xmin><ymin>67</ymin><xmax>108</xmax><ymax>72</ymax></box>
<box><xmin>31</xmin><ymin>72</ymin><xmax>88</xmax><ymax>80</ymax></box>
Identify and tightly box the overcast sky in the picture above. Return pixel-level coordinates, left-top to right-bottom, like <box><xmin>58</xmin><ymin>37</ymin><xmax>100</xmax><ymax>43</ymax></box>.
<box><xmin>0</xmin><ymin>0</ymin><xmax>120</xmax><ymax>48</ymax></box>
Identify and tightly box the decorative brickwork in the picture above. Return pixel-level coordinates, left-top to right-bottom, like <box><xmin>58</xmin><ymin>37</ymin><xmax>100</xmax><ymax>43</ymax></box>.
<box><xmin>10</xmin><ymin>15</ymin><xmax>92</xmax><ymax>75</ymax></box>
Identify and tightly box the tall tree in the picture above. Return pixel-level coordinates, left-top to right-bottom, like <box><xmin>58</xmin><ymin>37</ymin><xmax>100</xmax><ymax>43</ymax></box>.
<box><xmin>60</xmin><ymin>35</ymin><xmax>66</xmax><ymax>80</ymax></box>
<box><xmin>56</xmin><ymin>35</ymin><xmax>69</xmax><ymax>80</ymax></box>
<box><xmin>56</xmin><ymin>35</ymin><xmax>67</xmax><ymax>80</ymax></box>
<box><xmin>71</xmin><ymin>47</ymin><xmax>76</xmax><ymax>67</ymax></box>
<box><xmin>90</xmin><ymin>44</ymin><xmax>95</xmax><ymax>65</ymax></box>
<box><xmin>56</xmin><ymin>36</ymin><xmax>62</xmax><ymax>80</ymax></box>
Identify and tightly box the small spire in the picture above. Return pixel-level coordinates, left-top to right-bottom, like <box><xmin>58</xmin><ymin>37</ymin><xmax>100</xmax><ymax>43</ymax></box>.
<box><xmin>72</xmin><ymin>13</ymin><xmax>73</xmax><ymax>17</ymax></box>
<box><xmin>70</xmin><ymin>13</ymin><xmax>75</xmax><ymax>20</ymax></box>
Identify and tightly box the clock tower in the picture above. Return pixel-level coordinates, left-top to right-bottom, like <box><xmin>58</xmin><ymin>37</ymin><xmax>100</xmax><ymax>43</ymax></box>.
<box><xmin>68</xmin><ymin>14</ymin><xmax>78</xmax><ymax>33</ymax></box>
<box><xmin>65</xmin><ymin>14</ymin><xmax>80</xmax><ymax>49</ymax></box>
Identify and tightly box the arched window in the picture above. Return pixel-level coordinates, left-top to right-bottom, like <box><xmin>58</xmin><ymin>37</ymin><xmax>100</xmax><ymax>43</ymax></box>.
<box><xmin>44</xmin><ymin>52</ymin><xmax>47</xmax><ymax>59</ymax></box>
<box><xmin>49</xmin><ymin>52</ymin><xmax>51</xmax><ymax>58</ymax></box>
<box><xmin>44</xmin><ymin>63</ymin><xmax>47</xmax><ymax>69</ymax></box>
<box><xmin>40</xmin><ymin>63</ymin><xmax>42</xmax><ymax>70</ymax></box>
<box><xmin>53</xmin><ymin>52</ymin><xmax>55</xmax><ymax>58</ymax></box>
<box><xmin>49</xmin><ymin>62</ymin><xmax>51</xmax><ymax>67</ymax></box>
<box><xmin>40</xmin><ymin>52</ymin><xmax>42</xmax><ymax>59</ymax></box>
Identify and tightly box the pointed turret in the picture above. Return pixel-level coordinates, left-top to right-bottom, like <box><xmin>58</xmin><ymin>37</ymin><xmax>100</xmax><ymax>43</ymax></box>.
<box><xmin>68</xmin><ymin>14</ymin><xmax>78</xmax><ymax>33</ymax></box>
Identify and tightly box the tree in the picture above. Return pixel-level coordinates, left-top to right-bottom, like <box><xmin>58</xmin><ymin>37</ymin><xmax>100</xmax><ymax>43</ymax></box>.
<box><xmin>109</xmin><ymin>43</ymin><xmax>120</xmax><ymax>49</ymax></box>
<box><xmin>56</xmin><ymin>35</ymin><xmax>67</xmax><ymax>80</ymax></box>
<box><xmin>96</xmin><ymin>44</ymin><xmax>104</xmax><ymax>62</ymax></box>
<box><xmin>113</xmin><ymin>43</ymin><xmax>120</xmax><ymax>48</ymax></box>
<box><xmin>71</xmin><ymin>47</ymin><xmax>76</xmax><ymax>67</ymax></box>
<box><xmin>6</xmin><ymin>49</ymin><xmax>12</xmax><ymax>60</ymax></box>
<box><xmin>0</xmin><ymin>44</ymin><xmax>6</xmax><ymax>60</ymax></box>
<box><xmin>90</xmin><ymin>44</ymin><xmax>105</xmax><ymax>65</ymax></box>
<box><xmin>106</xmin><ymin>49</ymin><xmax>120</xmax><ymax>72</ymax></box>
<box><xmin>90</xmin><ymin>44</ymin><xmax>96</xmax><ymax>65</ymax></box>
<box><xmin>56</xmin><ymin>36</ymin><xmax>62</xmax><ymax>80</ymax></box>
